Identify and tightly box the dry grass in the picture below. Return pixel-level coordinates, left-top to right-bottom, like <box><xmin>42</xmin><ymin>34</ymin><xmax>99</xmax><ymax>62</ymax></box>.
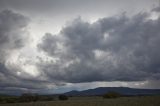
<box><xmin>0</xmin><ymin>96</ymin><xmax>160</xmax><ymax>106</ymax></box>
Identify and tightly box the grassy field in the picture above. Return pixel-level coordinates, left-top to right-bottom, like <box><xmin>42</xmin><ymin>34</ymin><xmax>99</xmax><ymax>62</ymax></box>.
<box><xmin>0</xmin><ymin>96</ymin><xmax>160</xmax><ymax>106</ymax></box>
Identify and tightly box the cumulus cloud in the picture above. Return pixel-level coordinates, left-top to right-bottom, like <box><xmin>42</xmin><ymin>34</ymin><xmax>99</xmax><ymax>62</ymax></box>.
<box><xmin>0</xmin><ymin>10</ymin><xmax>29</xmax><ymax>62</ymax></box>
<box><xmin>0</xmin><ymin>9</ymin><xmax>67</xmax><ymax>93</ymax></box>
<box><xmin>38</xmin><ymin>10</ymin><xmax>160</xmax><ymax>84</ymax></box>
<box><xmin>0</xmin><ymin>10</ymin><xmax>42</xmax><ymax>93</ymax></box>
<box><xmin>1</xmin><ymin>6</ymin><xmax>160</xmax><ymax>94</ymax></box>
<box><xmin>152</xmin><ymin>6</ymin><xmax>160</xmax><ymax>12</ymax></box>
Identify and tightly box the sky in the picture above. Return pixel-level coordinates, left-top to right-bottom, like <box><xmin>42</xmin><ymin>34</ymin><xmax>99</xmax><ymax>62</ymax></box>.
<box><xmin>0</xmin><ymin>0</ymin><xmax>160</xmax><ymax>95</ymax></box>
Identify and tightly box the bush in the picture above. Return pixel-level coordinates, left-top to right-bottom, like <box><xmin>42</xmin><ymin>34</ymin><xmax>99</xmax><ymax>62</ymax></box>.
<box><xmin>19</xmin><ymin>93</ymin><xmax>39</xmax><ymax>102</ymax></box>
<box><xmin>45</xmin><ymin>96</ymin><xmax>54</xmax><ymax>101</ymax></box>
<box><xmin>5</xmin><ymin>98</ymin><xmax>17</xmax><ymax>103</ymax></box>
<box><xmin>103</xmin><ymin>91</ymin><xmax>121</xmax><ymax>99</ymax></box>
<box><xmin>0</xmin><ymin>97</ymin><xmax>6</xmax><ymax>103</ymax></box>
<box><xmin>38</xmin><ymin>96</ymin><xmax>54</xmax><ymax>101</ymax></box>
<box><xmin>58</xmin><ymin>95</ymin><xmax>68</xmax><ymax>100</ymax></box>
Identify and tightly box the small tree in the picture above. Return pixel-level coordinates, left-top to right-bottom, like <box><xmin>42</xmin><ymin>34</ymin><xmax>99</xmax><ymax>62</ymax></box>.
<box><xmin>19</xmin><ymin>93</ymin><xmax>38</xmax><ymax>102</ymax></box>
<box><xmin>58</xmin><ymin>95</ymin><xmax>68</xmax><ymax>100</ymax></box>
<box><xmin>103</xmin><ymin>91</ymin><xmax>121</xmax><ymax>99</ymax></box>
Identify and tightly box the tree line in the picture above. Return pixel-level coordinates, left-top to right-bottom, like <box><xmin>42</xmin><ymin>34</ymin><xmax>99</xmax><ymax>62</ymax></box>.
<box><xmin>0</xmin><ymin>93</ymin><xmax>68</xmax><ymax>103</ymax></box>
<box><xmin>0</xmin><ymin>91</ymin><xmax>121</xmax><ymax>104</ymax></box>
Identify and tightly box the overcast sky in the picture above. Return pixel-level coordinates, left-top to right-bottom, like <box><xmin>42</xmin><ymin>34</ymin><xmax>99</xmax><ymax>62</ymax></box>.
<box><xmin>0</xmin><ymin>0</ymin><xmax>160</xmax><ymax>95</ymax></box>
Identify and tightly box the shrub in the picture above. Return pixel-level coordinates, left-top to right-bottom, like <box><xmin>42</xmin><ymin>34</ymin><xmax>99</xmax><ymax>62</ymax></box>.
<box><xmin>38</xmin><ymin>96</ymin><xmax>54</xmax><ymax>101</ymax></box>
<box><xmin>45</xmin><ymin>96</ymin><xmax>54</xmax><ymax>101</ymax></box>
<box><xmin>19</xmin><ymin>93</ymin><xmax>39</xmax><ymax>102</ymax></box>
<box><xmin>0</xmin><ymin>97</ymin><xmax>6</xmax><ymax>103</ymax></box>
<box><xmin>103</xmin><ymin>91</ymin><xmax>121</xmax><ymax>99</ymax></box>
<box><xmin>58</xmin><ymin>95</ymin><xmax>68</xmax><ymax>100</ymax></box>
<box><xmin>5</xmin><ymin>98</ymin><xmax>17</xmax><ymax>103</ymax></box>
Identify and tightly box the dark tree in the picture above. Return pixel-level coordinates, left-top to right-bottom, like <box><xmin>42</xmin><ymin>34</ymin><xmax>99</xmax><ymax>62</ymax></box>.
<box><xmin>103</xmin><ymin>91</ymin><xmax>121</xmax><ymax>99</ymax></box>
<box><xmin>58</xmin><ymin>95</ymin><xmax>68</xmax><ymax>100</ymax></box>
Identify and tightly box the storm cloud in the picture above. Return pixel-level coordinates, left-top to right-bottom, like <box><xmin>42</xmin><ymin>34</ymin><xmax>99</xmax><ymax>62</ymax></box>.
<box><xmin>0</xmin><ymin>10</ymin><xmax>29</xmax><ymax>61</ymax></box>
<box><xmin>0</xmin><ymin>1</ymin><xmax>160</xmax><ymax>94</ymax></box>
<box><xmin>0</xmin><ymin>10</ymin><xmax>39</xmax><ymax>94</ymax></box>
<box><xmin>38</xmin><ymin>10</ymin><xmax>160</xmax><ymax>83</ymax></box>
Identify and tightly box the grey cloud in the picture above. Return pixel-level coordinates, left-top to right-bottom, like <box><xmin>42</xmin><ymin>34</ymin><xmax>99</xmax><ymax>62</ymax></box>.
<box><xmin>1</xmin><ymin>1</ymin><xmax>159</xmax><ymax>94</ymax></box>
<box><xmin>152</xmin><ymin>6</ymin><xmax>160</xmax><ymax>12</ymax></box>
<box><xmin>0</xmin><ymin>62</ymin><xmax>57</xmax><ymax>94</ymax></box>
<box><xmin>38</xmin><ymin>10</ymin><xmax>160</xmax><ymax>84</ymax></box>
<box><xmin>0</xmin><ymin>0</ymin><xmax>157</xmax><ymax>18</ymax></box>
<box><xmin>0</xmin><ymin>10</ymin><xmax>29</xmax><ymax>90</ymax></box>
<box><xmin>38</xmin><ymin>33</ymin><xmax>62</xmax><ymax>56</ymax></box>
<box><xmin>0</xmin><ymin>10</ymin><xmax>29</xmax><ymax>62</ymax></box>
<box><xmin>140</xmin><ymin>80</ymin><xmax>160</xmax><ymax>89</ymax></box>
<box><xmin>0</xmin><ymin>10</ymin><xmax>45</xmax><ymax>93</ymax></box>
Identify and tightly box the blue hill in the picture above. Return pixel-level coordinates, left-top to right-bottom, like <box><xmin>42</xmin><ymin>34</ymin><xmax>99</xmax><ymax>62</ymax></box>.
<box><xmin>64</xmin><ymin>87</ymin><xmax>160</xmax><ymax>96</ymax></box>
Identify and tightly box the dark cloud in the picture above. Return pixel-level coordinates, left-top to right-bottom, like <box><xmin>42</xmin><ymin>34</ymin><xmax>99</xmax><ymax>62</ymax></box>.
<box><xmin>38</xmin><ymin>10</ymin><xmax>160</xmax><ymax>84</ymax></box>
<box><xmin>0</xmin><ymin>61</ymin><xmax>58</xmax><ymax>95</ymax></box>
<box><xmin>0</xmin><ymin>10</ymin><xmax>29</xmax><ymax>62</ymax></box>
<box><xmin>0</xmin><ymin>2</ymin><xmax>160</xmax><ymax>94</ymax></box>
<box><xmin>0</xmin><ymin>9</ymin><xmax>66</xmax><ymax>93</ymax></box>
<box><xmin>0</xmin><ymin>10</ymin><xmax>42</xmax><ymax>93</ymax></box>
<box><xmin>152</xmin><ymin>6</ymin><xmax>160</xmax><ymax>12</ymax></box>
<box><xmin>0</xmin><ymin>10</ymin><xmax>29</xmax><ymax>90</ymax></box>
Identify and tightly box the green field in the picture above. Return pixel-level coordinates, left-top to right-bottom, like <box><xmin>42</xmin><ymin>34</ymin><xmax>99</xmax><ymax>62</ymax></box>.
<box><xmin>0</xmin><ymin>96</ymin><xmax>160</xmax><ymax>106</ymax></box>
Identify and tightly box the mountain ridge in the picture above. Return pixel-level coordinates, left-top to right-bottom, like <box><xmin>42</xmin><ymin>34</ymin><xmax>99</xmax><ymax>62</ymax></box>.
<box><xmin>63</xmin><ymin>87</ymin><xmax>160</xmax><ymax>96</ymax></box>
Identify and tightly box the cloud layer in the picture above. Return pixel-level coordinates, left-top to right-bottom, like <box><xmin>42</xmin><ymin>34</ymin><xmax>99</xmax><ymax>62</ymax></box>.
<box><xmin>38</xmin><ymin>11</ymin><xmax>160</xmax><ymax>84</ymax></box>
<box><xmin>0</xmin><ymin>10</ymin><xmax>29</xmax><ymax>61</ymax></box>
<box><xmin>0</xmin><ymin>5</ymin><xmax>160</xmax><ymax>94</ymax></box>
<box><xmin>0</xmin><ymin>10</ymin><xmax>35</xmax><ymax>94</ymax></box>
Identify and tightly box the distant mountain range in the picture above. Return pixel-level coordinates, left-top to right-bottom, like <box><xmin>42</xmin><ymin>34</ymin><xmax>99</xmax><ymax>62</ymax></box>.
<box><xmin>63</xmin><ymin>87</ymin><xmax>160</xmax><ymax>96</ymax></box>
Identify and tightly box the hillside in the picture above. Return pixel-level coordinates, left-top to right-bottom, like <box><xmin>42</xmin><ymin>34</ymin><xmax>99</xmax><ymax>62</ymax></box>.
<box><xmin>64</xmin><ymin>87</ymin><xmax>160</xmax><ymax>96</ymax></box>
